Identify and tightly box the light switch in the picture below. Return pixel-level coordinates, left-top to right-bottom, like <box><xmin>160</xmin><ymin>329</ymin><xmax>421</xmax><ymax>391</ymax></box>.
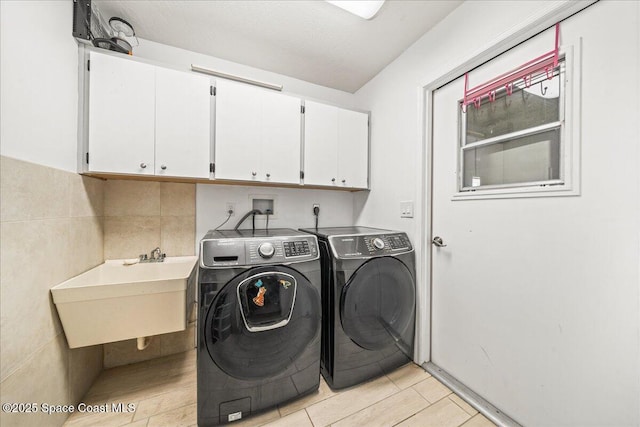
<box><xmin>400</xmin><ymin>201</ymin><xmax>414</xmax><ymax>218</ymax></box>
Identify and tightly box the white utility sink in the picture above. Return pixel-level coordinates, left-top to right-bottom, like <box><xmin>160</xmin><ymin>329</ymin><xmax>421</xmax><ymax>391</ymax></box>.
<box><xmin>51</xmin><ymin>256</ymin><xmax>198</xmax><ymax>348</ymax></box>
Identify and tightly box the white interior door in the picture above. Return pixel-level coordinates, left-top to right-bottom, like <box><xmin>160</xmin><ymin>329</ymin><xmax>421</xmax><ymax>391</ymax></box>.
<box><xmin>432</xmin><ymin>75</ymin><xmax>511</xmax><ymax>408</ymax></box>
<box><xmin>88</xmin><ymin>51</ymin><xmax>155</xmax><ymax>175</ymax></box>
<box><xmin>430</xmin><ymin>14</ymin><xmax>640</xmax><ymax>426</ymax></box>
<box><xmin>155</xmin><ymin>68</ymin><xmax>211</xmax><ymax>178</ymax></box>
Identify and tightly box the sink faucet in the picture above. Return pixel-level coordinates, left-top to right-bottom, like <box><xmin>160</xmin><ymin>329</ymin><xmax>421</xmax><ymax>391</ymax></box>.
<box><xmin>151</xmin><ymin>247</ymin><xmax>162</xmax><ymax>260</ymax></box>
<box><xmin>139</xmin><ymin>247</ymin><xmax>165</xmax><ymax>263</ymax></box>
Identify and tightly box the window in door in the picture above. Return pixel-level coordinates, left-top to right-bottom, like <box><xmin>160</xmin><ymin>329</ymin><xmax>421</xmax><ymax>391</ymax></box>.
<box><xmin>456</xmin><ymin>48</ymin><xmax>580</xmax><ymax>199</ymax></box>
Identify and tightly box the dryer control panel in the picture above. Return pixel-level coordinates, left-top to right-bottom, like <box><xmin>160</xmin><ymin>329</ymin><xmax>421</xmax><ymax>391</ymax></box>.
<box><xmin>200</xmin><ymin>234</ymin><xmax>318</xmax><ymax>268</ymax></box>
<box><xmin>328</xmin><ymin>232</ymin><xmax>413</xmax><ymax>259</ymax></box>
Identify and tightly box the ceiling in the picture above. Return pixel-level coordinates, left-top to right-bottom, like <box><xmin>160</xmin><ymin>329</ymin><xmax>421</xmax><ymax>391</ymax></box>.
<box><xmin>95</xmin><ymin>1</ymin><xmax>463</xmax><ymax>93</ymax></box>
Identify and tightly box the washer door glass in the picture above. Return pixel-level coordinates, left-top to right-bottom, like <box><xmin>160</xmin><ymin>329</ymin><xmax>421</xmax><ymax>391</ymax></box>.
<box><xmin>205</xmin><ymin>266</ymin><xmax>320</xmax><ymax>380</ymax></box>
<box><xmin>340</xmin><ymin>257</ymin><xmax>415</xmax><ymax>352</ymax></box>
<box><xmin>237</xmin><ymin>272</ymin><xmax>297</xmax><ymax>332</ymax></box>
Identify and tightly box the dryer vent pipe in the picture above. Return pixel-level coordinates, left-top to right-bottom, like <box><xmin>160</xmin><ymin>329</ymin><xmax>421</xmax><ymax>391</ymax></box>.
<box><xmin>137</xmin><ymin>336</ymin><xmax>151</xmax><ymax>351</ymax></box>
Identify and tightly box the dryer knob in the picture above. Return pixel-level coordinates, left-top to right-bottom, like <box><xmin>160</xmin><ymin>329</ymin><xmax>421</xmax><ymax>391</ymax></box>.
<box><xmin>373</xmin><ymin>238</ymin><xmax>385</xmax><ymax>250</ymax></box>
<box><xmin>258</xmin><ymin>242</ymin><xmax>275</xmax><ymax>258</ymax></box>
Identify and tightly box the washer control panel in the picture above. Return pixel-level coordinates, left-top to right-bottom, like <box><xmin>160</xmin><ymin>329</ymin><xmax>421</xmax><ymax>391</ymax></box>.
<box><xmin>330</xmin><ymin>232</ymin><xmax>413</xmax><ymax>259</ymax></box>
<box><xmin>283</xmin><ymin>240</ymin><xmax>311</xmax><ymax>257</ymax></box>
<box><xmin>201</xmin><ymin>235</ymin><xmax>318</xmax><ymax>268</ymax></box>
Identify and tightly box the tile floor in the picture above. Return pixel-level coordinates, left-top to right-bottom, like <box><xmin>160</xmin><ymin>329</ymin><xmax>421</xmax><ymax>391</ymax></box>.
<box><xmin>63</xmin><ymin>350</ymin><xmax>496</xmax><ymax>427</ymax></box>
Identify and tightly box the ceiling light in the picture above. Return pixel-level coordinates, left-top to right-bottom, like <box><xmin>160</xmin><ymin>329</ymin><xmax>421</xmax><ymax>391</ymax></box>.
<box><xmin>325</xmin><ymin>0</ymin><xmax>385</xmax><ymax>20</ymax></box>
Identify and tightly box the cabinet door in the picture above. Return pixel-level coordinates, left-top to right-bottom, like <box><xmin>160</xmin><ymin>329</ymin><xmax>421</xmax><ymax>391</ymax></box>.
<box><xmin>260</xmin><ymin>91</ymin><xmax>302</xmax><ymax>184</ymax></box>
<box><xmin>214</xmin><ymin>80</ymin><xmax>261</xmax><ymax>182</ymax></box>
<box><xmin>337</xmin><ymin>108</ymin><xmax>369</xmax><ymax>189</ymax></box>
<box><xmin>88</xmin><ymin>51</ymin><xmax>155</xmax><ymax>175</ymax></box>
<box><xmin>303</xmin><ymin>101</ymin><xmax>339</xmax><ymax>186</ymax></box>
<box><xmin>155</xmin><ymin>68</ymin><xmax>211</xmax><ymax>178</ymax></box>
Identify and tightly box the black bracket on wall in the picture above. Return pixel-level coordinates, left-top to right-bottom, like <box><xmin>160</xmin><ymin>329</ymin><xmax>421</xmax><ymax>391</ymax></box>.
<box><xmin>72</xmin><ymin>0</ymin><xmax>92</xmax><ymax>41</ymax></box>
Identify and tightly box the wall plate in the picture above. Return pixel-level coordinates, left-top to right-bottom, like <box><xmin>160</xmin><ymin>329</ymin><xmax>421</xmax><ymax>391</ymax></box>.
<box><xmin>400</xmin><ymin>201</ymin><xmax>414</xmax><ymax>218</ymax></box>
<box><xmin>249</xmin><ymin>194</ymin><xmax>278</xmax><ymax>219</ymax></box>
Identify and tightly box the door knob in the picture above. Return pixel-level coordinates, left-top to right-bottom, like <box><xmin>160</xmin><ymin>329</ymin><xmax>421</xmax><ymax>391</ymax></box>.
<box><xmin>251</xmin><ymin>171</ymin><xmax>257</xmax><ymax>177</ymax></box>
<box><xmin>160</xmin><ymin>165</ymin><xmax>167</xmax><ymax>170</ymax></box>
<box><xmin>331</xmin><ymin>178</ymin><xmax>336</xmax><ymax>183</ymax></box>
<box><xmin>140</xmin><ymin>163</ymin><xmax>147</xmax><ymax>169</ymax></box>
<box><xmin>432</xmin><ymin>236</ymin><xmax>447</xmax><ymax>247</ymax></box>
<box><xmin>266</xmin><ymin>173</ymin><xmax>271</xmax><ymax>178</ymax></box>
<box><xmin>342</xmin><ymin>179</ymin><xmax>346</xmax><ymax>184</ymax></box>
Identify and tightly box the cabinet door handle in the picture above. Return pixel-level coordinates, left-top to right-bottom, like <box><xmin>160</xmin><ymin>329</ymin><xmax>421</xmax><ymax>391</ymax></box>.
<box><xmin>140</xmin><ymin>163</ymin><xmax>147</xmax><ymax>169</ymax></box>
<box><xmin>331</xmin><ymin>178</ymin><xmax>336</xmax><ymax>183</ymax></box>
<box><xmin>266</xmin><ymin>173</ymin><xmax>271</xmax><ymax>178</ymax></box>
<box><xmin>342</xmin><ymin>179</ymin><xmax>346</xmax><ymax>184</ymax></box>
<box><xmin>251</xmin><ymin>171</ymin><xmax>257</xmax><ymax>177</ymax></box>
<box><xmin>160</xmin><ymin>165</ymin><xmax>167</xmax><ymax>170</ymax></box>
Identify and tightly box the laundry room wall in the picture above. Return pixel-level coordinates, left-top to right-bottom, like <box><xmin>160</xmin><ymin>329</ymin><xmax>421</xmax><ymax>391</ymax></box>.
<box><xmin>132</xmin><ymin>38</ymin><xmax>357</xmax><ymax>108</ymax></box>
<box><xmin>0</xmin><ymin>1</ymin><xmax>79</xmax><ymax>172</ymax></box>
<box><xmin>196</xmin><ymin>185</ymin><xmax>355</xmax><ymax>241</ymax></box>
<box><xmin>354</xmin><ymin>0</ymin><xmax>640</xmax><ymax>425</ymax></box>
<box><xmin>0</xmin><ymin>3</ymin><xmax>104</xmax><ymax>426</ymax></box>
<box><xmin>102</xmin><ymin>180</ymin><xmax>196</xmax><ymax>260</ymax></box>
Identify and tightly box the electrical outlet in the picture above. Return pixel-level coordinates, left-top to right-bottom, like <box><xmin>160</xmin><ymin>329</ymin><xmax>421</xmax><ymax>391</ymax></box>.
<box><xmin>226</xmin><ymin>203</ymin><xmax>235</xmax><ymax>216</ymax></box>
<box><xmin>400</xmin><ymin>201</ymin><xmax>414</xmax><ymax>218</ymax></box>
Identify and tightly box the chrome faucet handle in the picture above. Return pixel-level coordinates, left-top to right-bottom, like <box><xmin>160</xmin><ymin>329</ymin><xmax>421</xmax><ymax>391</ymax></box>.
<box><xmin>150</xmin><ymin>247</ymin><xmax>161</xmax><ymax>259</ymax></box>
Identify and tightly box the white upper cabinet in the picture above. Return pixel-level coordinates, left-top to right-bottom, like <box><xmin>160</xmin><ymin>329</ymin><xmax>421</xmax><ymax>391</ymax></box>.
<box><xmin>337</xmin><ymin>108</ymin><xmax>369</xmax><ymax>189</ymax></box>
<box><xmin>85</xmin><ymin>51</ymin><xmax>368</xmax><ymax>190</ymax></box>
<box><xmin>303</xmin><ymin>101</ymin><xmax>369</xmax><ymax>189</ymax></box>
<box><xmin>155</xmin><ymin>68</ymin><xmax>211</xmax><ymax>178</ymax></box>
<box><xmin>214</xmin><ymin>80</ymin><xmax>261</xmax><ymax>181</ymax></box>
<box><xmin>87</xmin><ymin>51</ymin><xmax>211</xmax><ymax>178</ymax></box>
<box><xmin>303</xmin><ymin>101</ymin><xmax>338</xmax><ymax>186</ymax></box>
<box><xmin>88</xmin><ymin>51</ymin><xmax>156</xmax><ymax>175</ymax></box>
<box><xmin>214</xmin><ymin>80</ymin><xmax>301</xmax><ymax>184</ymax></box>
<box><xmin>260</xmin><ymin>90</ymin><xmax>303</xmax><ymax>184</ymax></box>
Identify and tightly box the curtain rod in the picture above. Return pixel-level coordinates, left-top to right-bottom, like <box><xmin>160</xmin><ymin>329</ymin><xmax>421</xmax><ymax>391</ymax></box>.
<box><xmin>191</xmin><ymin>65</ymin><xmax>283</xmax><ymax>91</ymax></box>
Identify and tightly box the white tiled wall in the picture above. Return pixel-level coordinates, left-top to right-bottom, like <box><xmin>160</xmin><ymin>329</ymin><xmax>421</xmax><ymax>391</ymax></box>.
<box><xmin>0</xmin><ymin>156</ymin><xmax>104</xmax><ymax>427</ymax></box>
<box><xmin>103</xmin><ymin>180</ymin><xmax>196</xmax><ymax>260</ymax></box>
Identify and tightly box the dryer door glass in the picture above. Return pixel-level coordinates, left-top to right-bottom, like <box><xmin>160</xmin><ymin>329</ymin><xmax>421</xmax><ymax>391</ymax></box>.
<box><xmin>340</xmin><ymin>257</ymin><xmax>415</xmax><ymax>353</ymax></box>
<box><xmin>205</xmin><ymin>266</ymin><xmax>320</xmax><ymax>380</ymax></box>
